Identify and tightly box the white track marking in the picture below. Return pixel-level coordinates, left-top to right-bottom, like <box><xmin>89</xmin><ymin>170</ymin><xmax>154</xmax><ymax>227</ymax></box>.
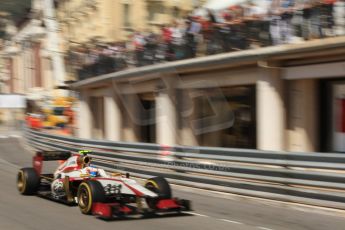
<box><xmin>0</xmin><ymin>136</ymin><xmax>8</xmax><ymax>139</ymax></box>
<box><xmin>257</xmin><ymin>227</ymin><xmax>274</xmax><ymax>230</ymax></box>
<box><xmin>9</xmin><ymin>135</ymin><xmax>21</xmax><ymax>138</ymax></box>
<box><xmin>183</xmin><ymin>211</ymin><xmax>209</xmax><ymax>217</ymax></box>
<box><xmin>218</xmin><ymin>219</ymin><xmax>244</xmax><ymax>225</ymax></box>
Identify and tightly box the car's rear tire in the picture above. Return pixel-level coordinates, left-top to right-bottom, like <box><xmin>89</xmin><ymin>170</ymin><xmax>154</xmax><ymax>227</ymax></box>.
<box><xmin>145</xmin><ymin>177</ymin><xmax>172</xmax><ymax>209</ymax></box>
<box><xmin>77</xmin><ymin>180</ymin><xmax>105</xmax><ymax>214</ymax></box>
<box><xmin>17</xmin><ymin>168</ymin><xmax>40</xmax><ymax>195</ymax></box>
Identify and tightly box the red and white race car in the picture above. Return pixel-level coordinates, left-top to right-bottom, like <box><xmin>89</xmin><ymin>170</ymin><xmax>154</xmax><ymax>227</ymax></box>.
<box><xmin>17</xmin><ymin>150</ymin><xmax>190</xmax><ymax>219</ymax></box>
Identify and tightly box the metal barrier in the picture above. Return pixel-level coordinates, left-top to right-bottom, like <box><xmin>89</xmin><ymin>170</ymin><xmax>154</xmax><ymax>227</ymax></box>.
<box><xmin>26</xmin><ymin>128</ymin><xmax>345</xmax><ymax>210</ymax></box>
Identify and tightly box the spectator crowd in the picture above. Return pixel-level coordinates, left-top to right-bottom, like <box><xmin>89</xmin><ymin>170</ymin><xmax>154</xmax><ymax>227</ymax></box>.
<box><xmin>67</xmin><ymin>0</ymin><xmax>345</xmax><ymax>81</ymax></box>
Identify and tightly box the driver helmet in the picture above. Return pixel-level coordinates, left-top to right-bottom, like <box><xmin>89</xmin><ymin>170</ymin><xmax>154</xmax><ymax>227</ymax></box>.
<box><xmin>89</xmin><ymin>166</ymin><xmax>98</xmax><ymax>177</ymax></box>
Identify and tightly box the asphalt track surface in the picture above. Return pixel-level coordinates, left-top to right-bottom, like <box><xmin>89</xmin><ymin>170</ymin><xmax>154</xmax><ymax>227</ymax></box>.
<box><xmin>1</xmin><ymin>137</ymin><xmax>345</xmax><ymax>230</ymax></box>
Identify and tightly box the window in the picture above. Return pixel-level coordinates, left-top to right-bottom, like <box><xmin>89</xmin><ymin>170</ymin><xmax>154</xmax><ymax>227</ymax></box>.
<box><xmin>147</xmin><ymin>3</ymin><xmax>165</xmax><ymax>22</ymax></box>
<box><xmin>172</xmin><ymin>6</ymin><xmax>180</xmax><ymax>18</ymax></box>
<box><xmin>123</xmin><ymin>3</ymin><xmax>131</xmax><ymax>27</ymax></box>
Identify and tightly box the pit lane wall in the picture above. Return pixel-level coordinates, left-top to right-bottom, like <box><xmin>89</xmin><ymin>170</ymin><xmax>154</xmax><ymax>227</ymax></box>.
<box><xmin>26</xmin><ymin>128</ymin><xmax>345</xmax><ymax>210</ymax></box>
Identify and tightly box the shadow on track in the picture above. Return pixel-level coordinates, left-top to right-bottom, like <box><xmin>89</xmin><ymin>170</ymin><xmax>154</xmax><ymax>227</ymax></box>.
<box><xmin>97</xmin><ymin>212</ymin><xmax>195</xmax><ymax>222</ymax></box>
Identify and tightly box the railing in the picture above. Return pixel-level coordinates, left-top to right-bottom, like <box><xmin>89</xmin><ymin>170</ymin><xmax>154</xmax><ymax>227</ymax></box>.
<box><xmin>26</xmin><ymin>128</ymin><xmax>345</xmax><ymax>210</ymax></box>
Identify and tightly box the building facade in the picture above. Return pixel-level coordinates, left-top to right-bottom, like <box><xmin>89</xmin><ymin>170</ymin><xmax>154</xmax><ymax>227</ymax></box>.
<box><xmin>0</xmin><ymin>0</ymin><xmax>203</xmax><ymax>130</ymax></box>
<box><xmin>1</xmin><ymin>0</ymin><xmax>202</xmax><ymax>95</ymax></box>
<box><xmin>71</xmin><ymin>36</ymin><xmax>345</xmax><ymax>153</ymax></box>
<box><xmin>56</xmin><ymin>0</ymin><xmax>199</xmax><ymax>44</ymax></box>
<box><xmin>1</xmin><ymin>0</ymin><xmax>65</xmax><ymax>95</ymax></box>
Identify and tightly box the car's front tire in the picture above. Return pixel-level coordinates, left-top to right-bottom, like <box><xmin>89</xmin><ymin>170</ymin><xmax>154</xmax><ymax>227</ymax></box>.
<box><xmin>77</xmin><ymin>180</ymin><xmax>105</xmax><ymax>214</ymax></box>
<box><xmin>145</xmin><ymin>177</ymin><xmax>172</xmax><ymax>209</ymax></box>
<box><xmin>17</xmin><ymin>168</ymin><xmax>40</xmax><ymax>195</ymax></box>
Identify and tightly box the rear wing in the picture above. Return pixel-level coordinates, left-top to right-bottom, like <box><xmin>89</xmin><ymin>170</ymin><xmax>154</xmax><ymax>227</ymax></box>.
<box><xmin>33</xmin><ymin>151</ymin><xmax>72</xmax><ymax>175</ymax></box>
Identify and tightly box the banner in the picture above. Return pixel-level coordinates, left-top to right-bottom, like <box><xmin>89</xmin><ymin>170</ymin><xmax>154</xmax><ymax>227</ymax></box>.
<box><xmin>0</xmin><ymin>95</ymin><xmax>26</xmax><ymax>108</ymax></box>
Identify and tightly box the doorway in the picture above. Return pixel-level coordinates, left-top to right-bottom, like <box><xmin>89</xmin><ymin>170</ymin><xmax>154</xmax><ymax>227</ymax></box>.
<box><xmin>138</xmin><ymin>93</ymin><xmax>156</xmax><ymax>143</ymax></box>
<box><xmin>90</xmin><ymin>96</ymin><xmax>105</xmax><ymax>139</ymax></box>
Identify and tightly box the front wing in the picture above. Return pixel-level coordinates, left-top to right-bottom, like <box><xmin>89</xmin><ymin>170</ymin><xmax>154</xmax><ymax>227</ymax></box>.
<box><xmin>92</xmin><ymin>198</ymin><xmax>191</xmax><ymax>219</ymax></box>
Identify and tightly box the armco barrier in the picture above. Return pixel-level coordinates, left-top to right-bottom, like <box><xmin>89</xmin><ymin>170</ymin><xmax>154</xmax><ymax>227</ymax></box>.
<box><xmin>25</xmin><ymin>128</ymin><xmax>345</xmax><ymax>210</ymax></box>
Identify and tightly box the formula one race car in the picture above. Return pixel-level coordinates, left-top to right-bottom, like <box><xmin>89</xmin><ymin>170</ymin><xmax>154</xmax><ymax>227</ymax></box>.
<box><xmin>17</xmin><ymin>150</ymin><xmax>190</xmax><ymax>219</ymax></box>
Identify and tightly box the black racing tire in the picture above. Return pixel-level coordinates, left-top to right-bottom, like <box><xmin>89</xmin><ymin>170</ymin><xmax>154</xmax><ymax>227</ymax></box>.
<box><xmin>17</xmin><ymin>168</ymin><xmax>40</xmax><ymax>195</ymax></box>
<box><xmin>77</xmin><ymin>180</ymin><xmax>105</xmax><ymax>215</ymax></box>
<box><xmin>145</xmin><ymin>177</ymin><xmax>172</xmax><ymax>209</ymax></box>
<box><xmin>145</xmin><ymin>177</ymin><xmax>172</xmax><ymax>199</ymax></box>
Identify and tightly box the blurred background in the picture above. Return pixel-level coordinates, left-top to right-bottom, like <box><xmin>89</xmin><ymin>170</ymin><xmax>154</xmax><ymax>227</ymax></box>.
<box><xmin>0</xmin><ymin>0</ymin><xmax>345</xmax><ymax>152</ymax></box>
